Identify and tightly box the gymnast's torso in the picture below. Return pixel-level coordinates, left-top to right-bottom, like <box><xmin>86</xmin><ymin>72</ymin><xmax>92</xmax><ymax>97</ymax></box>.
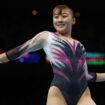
<box><xmin>43</xmin><ymin>32</ymin><xmax>89</xmax><ymax>105</ymax></box>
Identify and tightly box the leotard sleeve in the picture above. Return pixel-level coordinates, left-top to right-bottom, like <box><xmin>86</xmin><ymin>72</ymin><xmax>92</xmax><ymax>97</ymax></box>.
<box><xmin>6</xmin><ymin>31</ymin><xmax>49</xmax><ymax>60</ymax></box>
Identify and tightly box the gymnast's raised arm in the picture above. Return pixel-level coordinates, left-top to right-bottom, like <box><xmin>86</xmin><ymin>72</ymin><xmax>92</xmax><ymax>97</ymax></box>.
<box><xmin>0</xmin><ymin>31</ymin><xmax>49</xmax><ymax>63</ymax></box>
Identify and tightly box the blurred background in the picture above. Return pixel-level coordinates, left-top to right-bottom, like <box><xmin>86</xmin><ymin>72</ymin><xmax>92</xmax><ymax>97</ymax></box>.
<box><xmin>0</xmin><ymin>0</ymin><xmax>105</xmax><ymax>105</ymax></box>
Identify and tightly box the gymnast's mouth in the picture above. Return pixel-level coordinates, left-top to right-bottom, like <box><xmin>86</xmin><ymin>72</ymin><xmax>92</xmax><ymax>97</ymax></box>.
<box><xmin>56</xmin><ymin>23</ymin><xmax>66</xmax><ymax>28</ymax></box>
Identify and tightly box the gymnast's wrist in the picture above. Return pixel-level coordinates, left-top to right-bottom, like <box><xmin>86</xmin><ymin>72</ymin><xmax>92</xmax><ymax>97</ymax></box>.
<box><xmin>0</xmin><ymin>52</ymin><xmax>10</xmax><ymax>64</ymax></box>
<box><xmin>96</xmin><ymin>73</ymin><xmax>105</xmax><ymax>82</ymax></box>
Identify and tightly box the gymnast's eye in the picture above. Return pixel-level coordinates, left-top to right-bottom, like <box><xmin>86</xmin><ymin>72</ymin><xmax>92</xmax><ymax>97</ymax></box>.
<box><xmin>61</xmin><ymin>14</ymin><xmax>69</xmax><ymax>18</ymax></box>
<box><xmin>54</xmin><ymin>15</ymin><xmax>59</xmax><ymax>19</ymax></box>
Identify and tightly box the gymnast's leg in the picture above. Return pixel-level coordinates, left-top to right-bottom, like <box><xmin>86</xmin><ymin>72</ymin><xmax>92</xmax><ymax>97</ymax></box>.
<box><xmin>77</xmin><ymin>87</ymin><xmax>96</xmax><ymax>105</ymax></box>
<box><xmin>46</xmin><ymin>86</ymin><xmax>67</xmax><ymax>105</ymax></box>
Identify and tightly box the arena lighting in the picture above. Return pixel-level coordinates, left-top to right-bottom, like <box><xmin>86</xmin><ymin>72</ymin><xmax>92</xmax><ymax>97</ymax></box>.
<box><xmin>16</xmin><ymin>53</ymin><xmax>41</xmax><ymax>64</ymax></box>
<box><xmin>75</xmin><ymin>11</ymin><xmax>80</xmax><ymax>17</ymax></box>
<box><xmin>32</xmin><ymin>9</ymin><xmax>38</xmax><ymax>16</ymax></box>
<box><xmin>86</xmin><ymin>52</ymin><xmax>105</xmax><ymax>65</ymax></box>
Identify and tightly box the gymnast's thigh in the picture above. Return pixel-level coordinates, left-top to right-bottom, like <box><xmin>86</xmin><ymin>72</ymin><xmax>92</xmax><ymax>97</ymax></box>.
<box><xmin>46</xmin><ymin>86</ymin><xmax>67</xmax><ymax>105</ymax></box>
<box><xmin>77</xmin><ymin>88</ymin><xmax>96</xmax><ymax>105</ymax></box>
<box><xmin>46</xmin><ymin>96</ymin><xmax>68</xmax><ymax>105</ymax></box>
<box><xmin>77</xmin><ymin>96</ymin><xmax>96</xmax><ymax>105</ymax></box>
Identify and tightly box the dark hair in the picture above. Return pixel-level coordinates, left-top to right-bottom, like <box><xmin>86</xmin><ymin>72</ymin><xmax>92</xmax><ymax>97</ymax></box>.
<box><xmin>53</xmin><ymin>5</ymin><xmax>74</xmax><ymax>17</ymax></box>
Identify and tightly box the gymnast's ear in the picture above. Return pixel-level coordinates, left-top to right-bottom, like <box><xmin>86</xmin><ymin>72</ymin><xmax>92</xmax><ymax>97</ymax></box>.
<box><xmin>72</xmin><ymin>17</ymin><xmax>76</xmax><ymax>25</ymax></box>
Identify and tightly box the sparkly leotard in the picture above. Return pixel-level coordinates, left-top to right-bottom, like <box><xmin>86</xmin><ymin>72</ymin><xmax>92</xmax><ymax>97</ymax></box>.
<box><xmin>6</xmin><ymin>31</ymin><xmax>96</xmax><ymax>105</ymax></box>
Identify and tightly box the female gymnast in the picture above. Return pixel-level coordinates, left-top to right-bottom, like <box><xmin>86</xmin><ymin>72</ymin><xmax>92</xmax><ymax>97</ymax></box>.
<box><xmin>0</xmin><ymin>5</ymin><xmax>105</xmax><ymax>105</ymax></box>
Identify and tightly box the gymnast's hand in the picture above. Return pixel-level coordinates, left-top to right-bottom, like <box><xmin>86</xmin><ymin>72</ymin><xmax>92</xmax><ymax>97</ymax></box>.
<box><xmin>96</xmin><ymin>73</ymin><xmax>105</xmax><ymax>82</ymax></box>
<box><xmin>0</xmin><ymin>52</ymin><xmax>9</xmax><ymax>63</ymax></box>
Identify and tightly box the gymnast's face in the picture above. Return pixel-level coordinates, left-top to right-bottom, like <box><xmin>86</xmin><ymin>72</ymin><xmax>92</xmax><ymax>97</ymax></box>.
<box><xmin>53</xmin><ymin>8</ymin><xmax>75</xmax><ymax>35</ymax></box>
